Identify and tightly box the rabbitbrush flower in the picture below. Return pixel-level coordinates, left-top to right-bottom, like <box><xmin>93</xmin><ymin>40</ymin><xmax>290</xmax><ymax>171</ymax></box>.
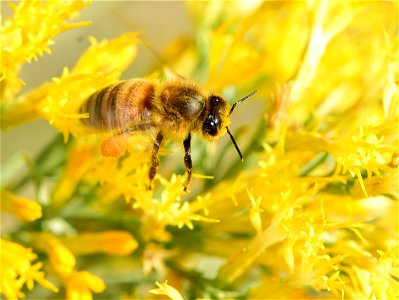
<box><xmin>1</xmin><ymin>0</ymin><xmax>398</xmax><ymax>299</ymax></box>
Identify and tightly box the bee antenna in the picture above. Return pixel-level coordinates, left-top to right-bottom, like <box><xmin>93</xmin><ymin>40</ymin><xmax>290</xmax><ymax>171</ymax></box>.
<box><xmin>226</xmin><ymin>127</ymin><xmax>244</xmax><ymax>162</ymax></box>
<box><xmin>229</xmin><ymin>90</ymin><xmax>257</xmax><ymax>115</ymax></box>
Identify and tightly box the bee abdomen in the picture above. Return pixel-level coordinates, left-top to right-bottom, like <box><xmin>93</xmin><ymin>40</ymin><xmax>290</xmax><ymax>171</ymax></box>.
<box><xmin>80</xmin><ymin>80</ymin><xmax>155</xmax><ymax>130</ymax></box>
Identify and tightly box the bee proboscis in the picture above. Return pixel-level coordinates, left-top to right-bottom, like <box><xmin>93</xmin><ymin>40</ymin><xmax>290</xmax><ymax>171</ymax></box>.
<box><xmin>79</xmin><ymin>77</ymin><xmax>256</xmax><ymax>192</ymax></box>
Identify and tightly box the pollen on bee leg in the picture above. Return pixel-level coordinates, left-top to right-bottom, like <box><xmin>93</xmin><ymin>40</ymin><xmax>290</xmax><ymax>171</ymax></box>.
<box><xmin>101</xmin><ymin>134</ymin><xmax>129</xmax><ymax>157</ymax></box>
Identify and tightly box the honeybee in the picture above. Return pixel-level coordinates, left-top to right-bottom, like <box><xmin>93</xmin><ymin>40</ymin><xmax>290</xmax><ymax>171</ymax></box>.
<box><xmin>80</xmin><ymin>78</ymin><xmax>256</xmax><ymax>192</ymax></box>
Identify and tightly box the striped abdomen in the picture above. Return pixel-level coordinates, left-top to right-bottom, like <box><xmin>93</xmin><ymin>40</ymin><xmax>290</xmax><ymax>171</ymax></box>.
<box><xmin>80</xmin><ymin>79</ymin><xmax>155</xmax><ymax>130</ymax></box>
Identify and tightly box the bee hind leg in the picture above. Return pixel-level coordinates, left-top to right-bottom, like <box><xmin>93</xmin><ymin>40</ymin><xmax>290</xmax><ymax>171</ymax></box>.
<box><xmin>149</xmin><ymin>132</ymin><xmax>164</xmax><ymax>190</ymax></box>
<box><xmin>183</xmin><ymin>133</ymin><xmax>192</xmax><ymax>193</ymax></box>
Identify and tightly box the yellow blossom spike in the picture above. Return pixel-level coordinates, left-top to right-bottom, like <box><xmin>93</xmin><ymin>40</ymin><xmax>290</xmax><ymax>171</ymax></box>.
<box><xmin>61</xmin><ymin>231</ymin><xmax>138</xmax><ymax>256</ymax></box>
<box><xmin>0</xmin><ymin>190</ymin><xmax>42</xmax><ymax>221</ymax></box>
<box><xmin>149</xmin><ymin>280</ymin><xmax>184</xmax><ymax>300</ymax></box>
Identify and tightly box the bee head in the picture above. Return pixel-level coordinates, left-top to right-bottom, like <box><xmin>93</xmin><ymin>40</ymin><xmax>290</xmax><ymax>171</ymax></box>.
<box><xmin>202</xmin><ymin>95</ymin><xmax>229</xmax><ymax>139</ymax></box>
<box><xmin>202</xmin><ymin>90</ymin><xmax>257</xmax><ymax>161</ymax></box>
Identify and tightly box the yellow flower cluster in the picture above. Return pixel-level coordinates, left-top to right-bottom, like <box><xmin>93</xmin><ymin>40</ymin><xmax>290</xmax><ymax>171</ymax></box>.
<box><xmin>1</xmin><ymin>0</ymin><xmax>91</xmax><ymax>102</ymax></box>
<box><xmin>1</xmin><ymin>0</ymin><xmax>398</xmax><ymax>299</ymax></box>
<box><xmin>1</xmin><ymin>239</ymin><xmax>58</xmax><ymax>299</ymax></box>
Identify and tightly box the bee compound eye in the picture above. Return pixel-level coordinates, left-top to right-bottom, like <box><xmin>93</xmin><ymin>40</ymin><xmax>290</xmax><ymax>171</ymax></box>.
<box><xmin>203</xmin><ymin>115</ymin><xmax>220</xmax><ymax>136</ymax></box>
<box><xmin>210</xmin><ymin>95</ymin><xmax>221</xmax><ymax>104</ymax></box>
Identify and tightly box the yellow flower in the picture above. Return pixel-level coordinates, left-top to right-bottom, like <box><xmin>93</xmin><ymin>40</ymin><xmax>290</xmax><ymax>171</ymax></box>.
<box><xmin>0</xmin><ymin>239</ymin><xmax>58</xmax><ymax>300</ymax></box>
<box><xmin>32</xmin><ymin>234</ymin><xmax>107</xmax><ymax>299</ymax></box>
<box><xmin>0</xmin><ymin>190</ymin><xmax>42</xmax><ymax>221</ymax></box>
<box><xmin>151</xmin><ymin>175</ymin><xmax>219</xmax><ymax>230</ymax></box>
<box><xmin>33</xmin><ymin>234</ymin><xmax>76</xmax><ymax>277</ymax></box>
<box><xmin>65</xmin><ymin>270</ymin><xmax>105</xmax><ymax>300</ymax></box>
<box><xmin>149</xmin><ymin>280</ymin><xmax>184</xmax><ymax>300</ymax></box>
<box><xmin>71</xmin><ymin>148</ymin><xmax>219</xmax><ymax>237</ymax></box>
<box><xmin>283</xmin><ymin>126</ymin><xmax>397</xmax><ymax>198</ymax></box>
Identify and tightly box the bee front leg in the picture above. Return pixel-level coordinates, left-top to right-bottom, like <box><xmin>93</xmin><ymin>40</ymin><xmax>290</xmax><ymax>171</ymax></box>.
<box><xmin>149</xmin><ymin>132</ymin><xmax>164</xmax><ymax>190</ymax></box>
<box><xmin>183</xmin><ymin>133</ymin><xmax>192</xmax><ymax>193</ymax></box>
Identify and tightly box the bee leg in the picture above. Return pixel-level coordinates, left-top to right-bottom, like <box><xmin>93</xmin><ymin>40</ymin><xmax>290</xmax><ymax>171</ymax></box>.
<box><xmin>183</xmin><ymin>133</ymin><xmax>192</xmax><ymax>193</ymax></box>
<box><xmin>149</xmin><ymin>132</ymin><xmax>164</xmax><ymax>190</ymax></box>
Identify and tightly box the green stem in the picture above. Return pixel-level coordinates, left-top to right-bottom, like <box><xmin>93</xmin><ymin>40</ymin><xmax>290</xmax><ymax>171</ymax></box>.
<box><xmin>6</xmin><ymin>134</ymin><xmax>68</xmax><ymax>191</ymax></box>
